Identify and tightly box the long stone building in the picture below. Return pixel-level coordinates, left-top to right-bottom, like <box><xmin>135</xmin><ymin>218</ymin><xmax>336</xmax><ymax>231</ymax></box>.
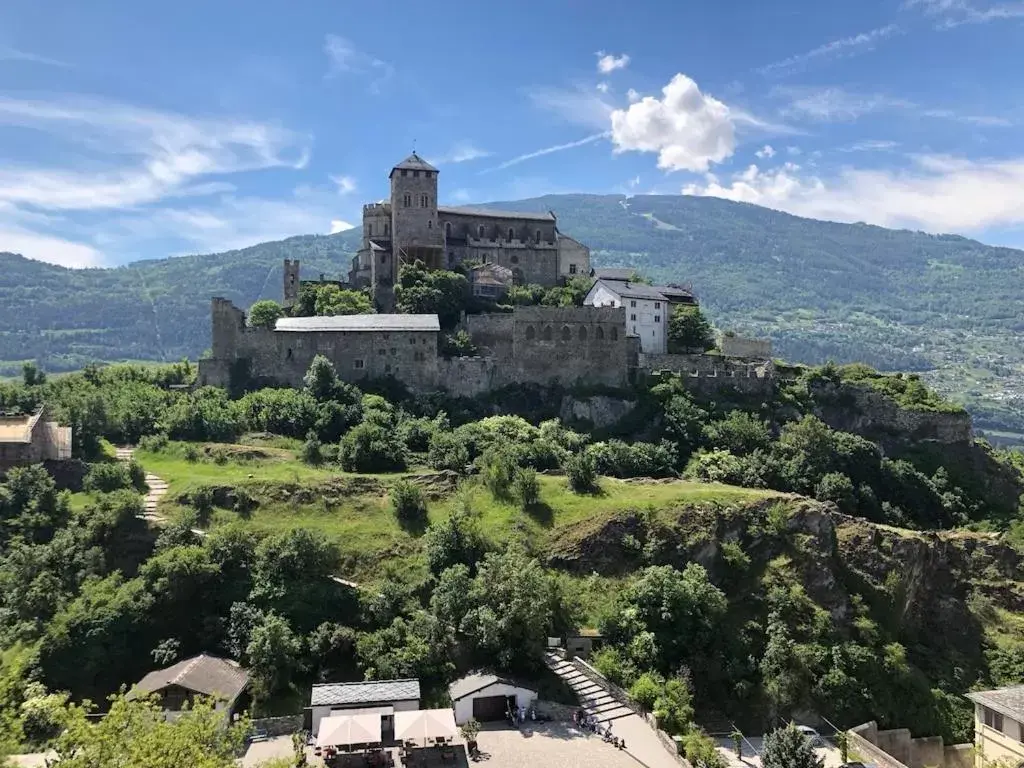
<box><xmin>197</xmin><ymin>260</ymin><xmax>774</xmax><ymax>397</ymax></box>
<box><xmin>349</xmin><ymin>153</ymin><xmax>591</xmax><ymax>309</ymax></box>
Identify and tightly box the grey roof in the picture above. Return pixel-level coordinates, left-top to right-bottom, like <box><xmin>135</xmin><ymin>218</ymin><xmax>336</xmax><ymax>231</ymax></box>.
<box><xmin>967</xmin><ymin>686</ymin><xmax>1024</xmax><ymax>720</ymax></box>
<box><xmin>391</xmin><ymin>153</ymin><xmax>438</xmax><ymax>174</ymax></box>
<box><xmin>438</xmin><ymin>205</ymin><xmax>555</xmax><ymax>222</ymax></box>
<box><xmin>311</xmin><ymin>679</ymin><xmax>421</xmax><ymax>707</ymax></box>
<box><xmin>592</xmin><ymin>268</ymin><xmax>637</xmax><ymax>281</ymax></box>
<box><xmin>448</xmin><ymin>673</ymin><xmax>535</xmax><ymax>701</ymax></box>
<box><xmin>593</xmin><ymin>278</ymin><xmax>695</xmax><ymax>303</ymax></box>
<box><xmin>133</xmin><ymin>654</ymin><xmax>248</xmax><ymax>702</ymax></box>
<box><xmin>275</xmin><ymin>314</ymin><xmax>440</xmax><ymax>332</ymax></box>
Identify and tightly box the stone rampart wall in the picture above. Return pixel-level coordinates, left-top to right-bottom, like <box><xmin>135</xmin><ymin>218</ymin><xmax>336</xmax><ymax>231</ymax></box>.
<box><xmin>511</xmin><ymin>306</ymin><xmax>632</xmax><ymax>389</ymax></box>
<box><xmin>718</xmin><ymin>334</ymin><xmax>772</xmax><ymax>358</ymax></box>
<box><xmin>640</xmin><ymin>353</ymin><xmax>775</xmax><ymax>394</ymax></box>
<box><xmin>436</xmin><ymin>357</ymin><xmax>501</xmax><ymax>397</ymax></box>
<box><xmin>849</xmin><ymin>721</ymin><xmax>973</xmax><ymax>768</ymax></box>
<box><xmin>464</xmin><ymin>312</ymin><xmax>514</xmax><ymax>362</ymax></box>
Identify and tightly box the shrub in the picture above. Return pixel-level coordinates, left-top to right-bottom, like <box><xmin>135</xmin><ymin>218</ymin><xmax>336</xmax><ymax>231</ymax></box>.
<box><xmin>480</xmin><ymin>448</ymin><xmax>518</xmax><ymax>500</ymax></box>
<box><xmin>83</xmin><ymin>462</ymin><xmax>133</xmax><ymax>493</ymax></box>
<box><xmin>815</xmin><ymin>471</ymin><xmax>857</xmax><ymax>513</ymax></box>
<box><xmin>137</xmin><ymin>433</ymin><xmax>169</xmax><ymax>453</ymax></box>
<box><xmin>339</xmin><ymin>421</ymin><xmax>407</xmax><ymax>473</ymax></box>
<box><xmin>390</xmin><ymin>479</ymin><xmax>428</xmax><ymax>527</ymax></box>
<box><xmin>703</xmin><ymin>411</ymin><xmax>772</xmax><ymax>455</ymax></box>
<box><xmin>630</xmin><ymin>672</ymin><xmax>664</xmax><ymax>710</ymax></box>
<box><xmin>302</xmin><ymin>432</ymin><xmax>324</xmax><ymax>466</ymax></box>
<box><xmin>428</xmin><ymin>431</ymin><xmax>469</xmax><ymax>473</ymax></box>
<box><xmin>588</xmin><ymin>439</ymin><xmax>676</xmax><ymax>478</ymax></box>
<box><xmin>248</xmin><ymin>299</ymin><xmax>284</xmax><ymax>329</ymax></box>
<box><xmin>512</xmin><ymin>467</ymin><xmax>540</xmax><ymax>510</ymax></box>
<box><xmin>126</xmin><ymin>459</ymin><xmax>147</xmax><ymax>492</ymax></box>
<box><xmin>183</xmin><ymin>444</ymin><xmax>200</xmax><ymax>463</ymax></box>
<box><xmin>565</xmin><ymin>451</ymin><xmax>597</xmax><ymax>493</ymax></box>
<box><xmin>401</xmin><ymin>415</ymin><xmax>446</xmax><ymax>453</ymax></box>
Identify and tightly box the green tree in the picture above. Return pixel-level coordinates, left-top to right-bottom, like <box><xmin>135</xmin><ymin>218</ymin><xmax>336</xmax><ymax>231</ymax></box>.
<box><xmin>314</xmin><ymin>284</ymin><xmax>374</xmax><ymax>316</ymax></box>
<box><xmin>761</xmin><ymin>723</ymin><xmax>824</xmax><ymax>768</ymax></box>
<box><xmin>667</xmin><ymin>305</ymin><xmax>715</xmax><ymax>353</ymax></box>
<box><xmin>395</xmin><ymin>261</ymin><xmax>470</xmax><ymax>326</ymax></box>
<box><xmin>512</xmin><ymin>468</ymin><xmax>540</xmax><ymax>510</ymax></box>
<box><xmin>653</xmin><ymin>677</ymin><xmax>695</xmax><ymax>735</ymax></box>
<box><xmin>424</xmin><ymin>500</ymin><xmax>487</xmax><ymax>575</ymax></box>
<box><xmin>564</xmin><ymin>451</ymin><xmax>598</xmax><ymax>493</ymax></box>
<box><xmin>339</xmin><ymin>420</ymin><xmax>407</xmax><ymax>472</ymax></box>
<box><xmin>248</xmin><ymin>299</ymin><xmax>285</xmax><ymax>329</ymax></box>
<box><xmin>428</xmin><ymin>431</ymin><xmax>470</xmax><ymax>473</ymax></box>
<box><xmin>390</xmin><ymin>479</ymin><xmax>428</xmax><ymax>528</ymax></box>
<box><xmin>629</xmin><ymin>672</ymin><xmax>664</xmax><ymax>710</ymax></box>
<box><xmin>21</xmin><ymin>361</ymin><xmax>46</xmax><ymax>387</ymax></box>
<box><xmin>50</xmin><ymin>693</ymin><xmax>248</xmax><ymax>768</ymax></box>
<box><xmin>246</xmin><ymin>612</ymin><xmax>304</xmax><ymax>701</ymax></box>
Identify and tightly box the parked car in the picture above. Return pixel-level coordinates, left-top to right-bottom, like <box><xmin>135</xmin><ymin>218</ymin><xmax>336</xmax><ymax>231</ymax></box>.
<box><xmin>796</xmin><ymin>725</ymin><xmax>825</xmax><ymax>747</ymax></box>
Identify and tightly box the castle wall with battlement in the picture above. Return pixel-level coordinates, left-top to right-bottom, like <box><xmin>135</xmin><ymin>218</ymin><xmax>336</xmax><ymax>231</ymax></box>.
<box><xmin>639</xmin><ymin>353</ymin><xmax>776</xmax><ymax>394</ymax></box>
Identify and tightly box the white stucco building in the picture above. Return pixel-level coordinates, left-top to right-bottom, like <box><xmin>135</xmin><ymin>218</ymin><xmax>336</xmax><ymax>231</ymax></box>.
<box><xmin>448</xmin><ymin>673</ymin><xmax>538</xmax><ymax>725</ymax></box>
<box><xmin>309</xmin><ymin>678</ymin><xmax>420</xmax><ymax>738</ymax></box>
<box><xmin>584</xmin><ymin>271</ymin><xmax>697</xmax><ymax>354</ymax></box>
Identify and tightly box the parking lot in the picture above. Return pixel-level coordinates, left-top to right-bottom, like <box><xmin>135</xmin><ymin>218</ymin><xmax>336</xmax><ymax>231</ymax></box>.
<box><xmin>475</xmin><ymin>721</ymin><xmax>648</xmax><ymax>768</ymax></box>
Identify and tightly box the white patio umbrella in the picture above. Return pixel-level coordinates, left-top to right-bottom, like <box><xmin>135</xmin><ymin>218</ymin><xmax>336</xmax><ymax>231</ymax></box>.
<box><xmin>316</xmin><ymin>713</ymin><xmax>383</xmax><ymax>748</ymax></box>
<box><xmin>393</xmin><ymin>709</ymin><xmax>459</xmax><ymax>745</ymax></box>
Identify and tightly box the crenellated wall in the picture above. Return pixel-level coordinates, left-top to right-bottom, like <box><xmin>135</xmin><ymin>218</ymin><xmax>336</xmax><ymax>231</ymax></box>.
<box><xmin>848</xmin><ymin>721</ymin><xmax>973</xmax><ymax>768</ymax></box>
<box><xmin>640</xmin><ymin>353</ymin><xmax>776</xmax><ymax>394</ymax></box>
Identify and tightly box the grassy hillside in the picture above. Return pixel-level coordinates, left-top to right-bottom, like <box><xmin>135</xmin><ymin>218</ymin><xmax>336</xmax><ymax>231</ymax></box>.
<box><xmin>2</xmin><ymin>193</ymin><xmax>1023</xmax><ymax>434</ymax></box>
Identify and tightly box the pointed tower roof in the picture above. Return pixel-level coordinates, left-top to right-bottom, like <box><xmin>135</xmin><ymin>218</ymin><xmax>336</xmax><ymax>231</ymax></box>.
<box><xmin>389</xmin><ymin>152</ymin><xmax>438</xmax><ymax>177</ymax></box>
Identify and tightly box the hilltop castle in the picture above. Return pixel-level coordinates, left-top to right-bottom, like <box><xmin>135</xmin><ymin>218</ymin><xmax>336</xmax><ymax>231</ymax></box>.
<box><xmin>347</xmin><ymin>153</ymin><xmax>591</xmax><ymax>310</ymax></box>
<box><xmin>197</xmin><ymin>154</ymin><xmax>774</xmax><ymax>397</ymax></box>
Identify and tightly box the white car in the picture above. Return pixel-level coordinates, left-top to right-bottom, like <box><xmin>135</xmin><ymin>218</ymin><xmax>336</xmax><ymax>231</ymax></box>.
<box><xmin>796</xmin><ymin>725</ymin><xmax>825</xmax><ymax>747</ymax></box>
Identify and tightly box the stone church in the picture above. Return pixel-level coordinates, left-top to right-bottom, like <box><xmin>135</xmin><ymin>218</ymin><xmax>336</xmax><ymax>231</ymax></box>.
<box><xmin>349</xmin><ymin>153</ymin><xmax>591</xmax><ymax>309</ymax></box>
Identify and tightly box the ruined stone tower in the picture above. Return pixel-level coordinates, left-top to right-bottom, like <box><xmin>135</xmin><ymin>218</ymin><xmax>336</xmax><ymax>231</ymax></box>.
<box><xmin>283</xmin><ymin>259</ymin><xmax>300</xmax><ymax>307</ymax></box>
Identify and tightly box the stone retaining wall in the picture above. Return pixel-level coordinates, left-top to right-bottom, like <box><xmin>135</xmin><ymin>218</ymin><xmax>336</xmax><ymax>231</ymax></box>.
<box><xmin>251</xmin><ymin>714</ymin><xmax>304</xmax><ymax>737</ymax></box>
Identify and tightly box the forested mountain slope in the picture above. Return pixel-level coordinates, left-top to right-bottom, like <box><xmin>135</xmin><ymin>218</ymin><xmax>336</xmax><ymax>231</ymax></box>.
<box><xmin>2</xmin><ymin>194</ymin><xmax>1022</xmax><ymax>434</ymax></box>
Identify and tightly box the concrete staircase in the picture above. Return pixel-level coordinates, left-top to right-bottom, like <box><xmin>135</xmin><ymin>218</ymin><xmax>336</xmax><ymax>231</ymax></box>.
<box><xmin>544</xmin><ymin>652</ymin><xmax>635</xmax><ymax>725</ymax></box>
<box><xmin>115</xmin><ymin>446</ymin><xmax>168</xmax><ymax>522</ymax></box>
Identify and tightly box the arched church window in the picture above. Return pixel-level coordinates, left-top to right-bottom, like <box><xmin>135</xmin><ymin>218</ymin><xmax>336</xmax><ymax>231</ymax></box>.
<box><xmin>596</xmin><ymin>326</ymin><xmax>605</xmax><ymax>340</ymax></box>
<box><xmin>507</xmin><ymin>227</ymin><xmax>514</xmax><ymax>242</ymax></box>
<box><xmin>561</xmin><ymin>326</ymin><xmax>571</xmax><ymax>341</ymax></box>
<box><xmin>525</xmin><ymin>326</ymin><xmax>536</xmax><ymax>340</ymax></box>
<box><xmin>542</xmin><ymin>326</ymin><xmax>552</xmax><ymax>341</ymax></box>
<box><xmin>610</xmin><ymin>327</ymin><xmax>618</xmax><ymax>341</ymax></box>
<box><xmin>579</xmin><ymin>326</ymin><xmax>588</xmax><ymax>341</ymax></box>
<box><xmin>445</xmin><ymin>222</ymin><xmax>451</xmax><ymax>237</ymax></box>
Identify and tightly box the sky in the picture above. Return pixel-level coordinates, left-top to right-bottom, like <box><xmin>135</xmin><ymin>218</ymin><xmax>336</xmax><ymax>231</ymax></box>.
<box><xmin>2</xmin><ymin>0</ymin><xmax>1024</xmax><ymax>268</ymax></box>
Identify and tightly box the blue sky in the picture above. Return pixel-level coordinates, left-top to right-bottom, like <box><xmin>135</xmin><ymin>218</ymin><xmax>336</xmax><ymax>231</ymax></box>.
<box><xmin>1</xmin><ymin>0</ymin><xmax>1023</xmax><ymax>267</ymax></box>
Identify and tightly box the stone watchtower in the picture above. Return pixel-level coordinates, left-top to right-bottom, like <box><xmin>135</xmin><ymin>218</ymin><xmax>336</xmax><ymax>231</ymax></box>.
<box><xmin>283</xmin><ymin>259</ymin><xmax>300</xmax><ymax>307</ymax></box>
<box><xmin>389</xmin><ymin>153</ymin><xmax>444</xmax><ymax>283</ymax></box>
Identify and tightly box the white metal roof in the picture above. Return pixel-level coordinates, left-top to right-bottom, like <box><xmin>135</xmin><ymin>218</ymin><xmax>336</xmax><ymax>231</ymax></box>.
<box><xmin>275</xmin><ymin>315</ymin><xmax>440</xmax><ymax>333</ymax></box>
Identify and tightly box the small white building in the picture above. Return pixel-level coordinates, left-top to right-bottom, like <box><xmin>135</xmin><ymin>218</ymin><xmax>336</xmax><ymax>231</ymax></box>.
<box><xmin>309</xmin><ymin>679</ymin><xmax>420</xmax><ymax>738</ymax></box>
<box><xmin>584</xmin><ymin>275</ymin><xmax>697</xmax><ymax>354</ymax></box>
<box><xmin>448</xmin><ymin>673</ymin><xmax>538</xmax><ymax>725</ymax></box>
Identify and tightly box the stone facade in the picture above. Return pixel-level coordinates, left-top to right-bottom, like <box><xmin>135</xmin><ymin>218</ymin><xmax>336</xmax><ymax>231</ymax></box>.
<box><xmin>0</xmin><ymin>407</ymin><xmax>72</xmax><ymax>472</ymax></box>
<box><xmin>199</xmin><ymin>299</ymin><xmax>440</xmax><ymax>392</ymax></box>
<box><xmin>718</xmin><ymin>333</ymin><xmax>773</xmax><ymax>358</ymax></box>
<box><xmin>350</xmin><ymin>154</ymin><xmax>591</xmax><ymax>308</ymax></box>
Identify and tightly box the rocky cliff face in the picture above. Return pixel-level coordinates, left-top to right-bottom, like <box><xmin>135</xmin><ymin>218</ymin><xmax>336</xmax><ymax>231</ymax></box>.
<box><xmin>810</xmin><ymin>381</ymin><xmax>973</xmax><ymax>448</ymax></box>
<box><xmin>547</xmin><ymin>495</ymin><xmax>1024</xmax><ymax>680</ymax></box>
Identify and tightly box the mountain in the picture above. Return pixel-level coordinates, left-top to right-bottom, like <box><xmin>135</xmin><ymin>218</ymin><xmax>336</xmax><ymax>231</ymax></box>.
<box><xmin>2</xmin><ymin>194</ymin><xmax>1022</xmax><ymax>435</ymax></box>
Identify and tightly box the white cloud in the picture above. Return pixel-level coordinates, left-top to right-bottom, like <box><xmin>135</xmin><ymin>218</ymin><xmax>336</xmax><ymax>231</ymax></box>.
<box><xmin>0</xmin><ymin>45</ymin><xmax>67</xmax><ymax>67</ymax></box>
<box><xmin>484</xmin><ymin>132</ymin><xmax>610</xmax><ymax>173</ymax></box>
<box><xmin>323</xmin><ymin>34</ymin><xmax>394</xmax><ymax>92</ymax></box>
<box><xmin>596</xmin><ymin>82</ymin><xmax>610</xmax><ymax>94</ymax></box>
<box><xmin>627</xmin><ymin>88</ymin><xmax>641</xmax><ymax>103</ymax></box>
<box><xmin>0</xmin><ymin>226</ymin><xmax>102</xmax><ymax>268</ymax></box>
<box><xmin>527</xmin><ymin>85</ymin><xmax>615</xmax><ymax>130</ymax></box>
<box><xmin>757</xmin><ymin>24</ymin><xmax>901</xmax><ymax>76</ymax></box>
<box><xmin>755</xmin><ymin>144</ymin><xmax>776</xmax><ymax>159</ymax></box>
<box><xmin>787</xmin><ymin>146</ymin><xmax>802</xmax><ymax>156</ymax></box>
<box><xmin>0</xmin><ymin>96</ymin><xmax>309</xmax><ymax>210</ymax></box>
<box><xmin>0</xmin><ymin>94</ymin><xmax>313</xmax><ymax>266</ymax></box>
<box><xmin>906</xmin><ymin>0</ymin><xmax>1024</xmax><ymax>27</ymax></box>
<box><xmin>596</xmin><ymin>51</ymin><xmax>630</xmax><ymax>73</ymax></box>
<box><xmin>610</xmin><ymin>74</ymin><xmax>736</xmax><ymax>173</ymax></box>
<box><xmin>448</xmin><ymin>188</ymin><xmax>473</xmax><ymax>203</ymax></box>
<box><xmin>433</xmin><ymin>143</ymin><xmax>491</xmax><ymax>165</ymax></box>
<box><xmin>683</xmin><ymin>154</ymin><xmax>1024</xmax><ymax>233</ymax></box>
<box><xmin>627</xmin><ymin>175</ymin><xmax>641</xmax><ymax>189</ymax></box>
<box><xmin>777</xmin><ymin>85</ymin><xmax>1011</xmax><ymax>126</ymax></box>
<box><xmin>839</xmin><ymin>140</ymin><xmax>900</xmax><ymax>153</ymax></box>
<box><xmin>330</xmin><ymin>174</ymin><xmax>357</xmax><ymax>194</ymax></box>
<box><xmin>330</xmin><ymin>219</ymin><xmax>354</xmax><ymax>233</ymax></box>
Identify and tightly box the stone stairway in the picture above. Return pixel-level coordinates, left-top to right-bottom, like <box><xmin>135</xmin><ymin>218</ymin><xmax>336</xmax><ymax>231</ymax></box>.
<box><xmin>544</xmin><ymin>652</ymin><xmax>635</xmax><ymax>724</ymax></box>
<box><xmin>115</xmin><ymin>446</ymin><xmax>168</xmax><ymax>522</ymax></box>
